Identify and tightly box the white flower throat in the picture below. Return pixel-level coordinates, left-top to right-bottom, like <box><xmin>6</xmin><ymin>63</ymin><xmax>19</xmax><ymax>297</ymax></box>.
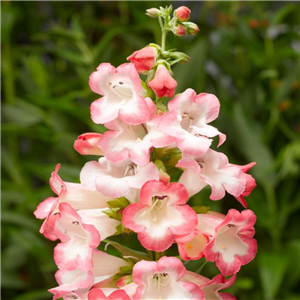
<box><xmin>107</xmin><ymin>80</ymin><xmax>133</xmax><ymax>98</ymax></box>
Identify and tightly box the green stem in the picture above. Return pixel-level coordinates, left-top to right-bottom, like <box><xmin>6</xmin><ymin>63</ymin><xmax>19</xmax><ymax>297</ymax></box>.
<box><xmin>158</xmin><ymin>16</ymin><xmax>167</xmax><ymax>51</ymax></box>
<box><xmin>147</xmin><ymin>250</ymin><xmax>154</xmax><ymax>260</ymax></box>
<box><xmin>161</xmin><ymin>30</ymin><xmax>167</xmax><ymax>51</ymax></box>
<box><xmin>155</xmin><ymin>251</ymin><xmax>162</xmax><ymax>261</ymax></box>
<box><xmin>195</xmin><ymin>260</ymin><xmax>207</xmax><ymax>274</ymax></box>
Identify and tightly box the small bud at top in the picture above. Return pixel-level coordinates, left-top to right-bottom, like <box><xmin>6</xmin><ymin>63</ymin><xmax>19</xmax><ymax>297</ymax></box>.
<box><xmin>146</xmin><ymin>8</ymin><xmax>161</xmax><ymax>18</ymax></box>
<box><xmin>174</xmin><ymin>6</ymin><xmax>191</xmax><ymax>22</ymax></box>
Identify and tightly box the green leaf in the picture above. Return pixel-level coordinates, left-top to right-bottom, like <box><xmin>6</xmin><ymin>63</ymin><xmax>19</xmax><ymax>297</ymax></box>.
<box><xmin>173</xmin><ymin>39</ymin><xmax>207</xmax><ymax>92</ymax></box>
<box><xmin>259</xmin><ymin>251</ymin><xmax>288</xmax><ymax>300</ymax></box>
<box><xmin>104</xmin><ymin>240</ymin><xmax>151</xmax><ymax>261</ymax></box>
<box><xmin>2</xmin><ymin>99</ymin><xmax>45</xmax><ymax>126</ymax></box>
<box><xmin>231</xmin><ymin>103</ymin><xmax>275</xmax><ymax>186</ymax></box>
<box><xmin>2</xmin><ymin>212</ymin><xmax>38</xmax><ymax>231</ymax></box>
<box><xmin>1</xmin><ymin>272</ymin><xmax>25</xmax><ymax>289</ymax></box>
<box><xmin>12</xmin><ymin>289</ymin><xmax>51</xmax><ymax>300</ymax></box>
<box><xmin>284</xmin><ymin>240</ymin><xmax>300</xmax><ymax>290</ymax></box>
<box><xmin>1</xmin><ymin>3</ymin><xmax>18</xmax><ymax>43</ymax></box>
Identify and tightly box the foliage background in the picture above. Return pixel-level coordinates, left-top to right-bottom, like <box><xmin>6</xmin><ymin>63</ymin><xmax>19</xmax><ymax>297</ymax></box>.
<box><xmin>1</xmin><ymin>1</ymin><xmax>300</xmax><ymax>300</ymax></box>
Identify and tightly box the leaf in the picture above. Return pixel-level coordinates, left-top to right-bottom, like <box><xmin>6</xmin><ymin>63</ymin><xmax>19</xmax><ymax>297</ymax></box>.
<box><xmin>231</xmin><ymin>103</ymin><xmax>276</xmax><ymax>186</ymax></box>
<box><xmin>2</xmin><ymin>211</ymin><xmax>38</xmax><ymax>231</ymax></box>
<box><xmin>258</xmin><ymin>251</ymin><xmax>288</xmax><ymax>300</ymax></box>
<box><xmin>1</xmin><ymin>272</ymin><xmax>25</xmax><ymax>289</ymax></box>
<box><xmin>1</xmin><ymin>3</ymin><xmax>18</xmax><ymax>43</ymax></box>
<box><xmin>284</xmin><ymin>240</ymin><xmax>300</xmax><ymax>290</ymax></box>
<box><xmin>12</xmin><ymin>290</ymin><xmax>51</xmax><ymax>300</ymax></box>
<box><xmin>173</xmin><ymin>39</ymin><xmax>208</xmax><ymax>92</ymax></box>
<box><xmin>1</xmin><ymin>146</ymin><xmax>25</xmax><ymax>187</ymax></box>
<box><xmin>271</xmin><ymin>4</ymin><xmax>297</xmax><ymax>24</ymax></box>
<box><xmin>2</xmin><ymin>99</ymin><xmax>45</xmax><ymax>126</ymax></box>
<box><xmin>104</xmin><ymin>240</ymin><xmax>151</xmax><ymax>261</ymax></box>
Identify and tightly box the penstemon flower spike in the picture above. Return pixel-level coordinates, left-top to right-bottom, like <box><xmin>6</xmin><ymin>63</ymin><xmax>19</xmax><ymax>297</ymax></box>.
<box><xmin>35</xmin><ymin>5</ymin><xmax>257</xmax><ymax>300</ymax></box>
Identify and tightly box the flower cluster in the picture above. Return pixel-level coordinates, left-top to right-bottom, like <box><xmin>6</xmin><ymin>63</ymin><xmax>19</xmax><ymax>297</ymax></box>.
<box><xmin>35</xmin><ymin>5</ymin><xmax>257</xmax><ymax>300</ymax></box>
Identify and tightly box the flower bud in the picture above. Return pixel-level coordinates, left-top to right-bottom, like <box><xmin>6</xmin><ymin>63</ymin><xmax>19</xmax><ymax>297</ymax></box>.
<box><xmin>174</xmin><ymin>6</ymin><xmax>191</xmax><ymax>22</ymax></box>
<box><xmin>127</xmin><ymin>46</ymin><xmax>158</xmax><ymax>74</ymax></box>
<box><xmin>173</xmin><ymin>24</ymin><xmax>187</xmax><ymax>37</ymax></box>
<box><xmin>183</xmin><ymin>22</ymin><xmax>200</xmax><ymax>35</ymax></box>
<box><xmin>148</xmin><ymin>64</ymin><xmax>177</xmax><ymax>98</ymax></box>
<box><xmin>146</xmin><ymin>8</ymin><xmax>161</xmax><ymax>18</ymax></box>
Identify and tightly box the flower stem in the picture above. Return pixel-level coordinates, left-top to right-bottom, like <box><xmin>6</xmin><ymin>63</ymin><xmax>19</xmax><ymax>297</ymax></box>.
<box><xmin>158</xmin><ymin>16</ymin><xmax>167</xmax><ymax>51</ymax></box>
<box><xmin>195</xmin><ymin>260</ymin><xmax>207</xmax><ymax>274</ymax></box>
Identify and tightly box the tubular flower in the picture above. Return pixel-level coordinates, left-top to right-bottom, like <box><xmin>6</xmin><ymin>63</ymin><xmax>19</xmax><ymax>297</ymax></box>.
<box><xmin>177</xmin><ymin>149</ymin><xmax>256</xmax><ymax>207</ymax></box>
<box><xmin>122</xmin><ymin>180</ymin><xmax>198</xmax><ymax>252</ymax></box>
<box><xmin>74</xmin><ymin>133</ymin><xmax>103</xmax><ymax>156</ymax></box>
<box><xmin>98</xmin><ymin>114</ymin><xmax>175</xmax><ymax>166</ymax></box>
<box><xmin>198</xmin><ymin>209</ymin><xmax>257</xmax><ymax>276</ymax></box>
<box><xmin>132</xmin><ymin>257</ymin><xmax>204</xmax><ymax>300</ymax></box>
<box><xmin>176</xmin><ymin>229</ymin><xmax>209</xmax><ymax>261</ymax></box>
<box><xmin>159</xmin><ymin>88</ymin><xmax>226</xmax><ymax>156</ymax></box>
<box><xmin>34</xmin><ymin>164</ymin><xmax>112</xmax><ymax>240</ymax></box>
<box><xmin>80</xmin><ymin>157</ymin><xmax>159</xmax><ymax>202</ymax></box>
<box><xmin>148</xmin><ymin>64</ymin><xmax>177</xmax><ymax>98</ymax></box>
<box><xmin>127</xmin><ymin>46</ymin><xmax>158</xmax><ymax>74</ymax></box>
<box><xmin>50</xmin><ymin>250</ymin><xmax>129</xmax><ymax>300</ymax></box>
<box><xmin>182</xmin><ymin>271</ymin><xmax>237</xmax><ymax>300</ymax></box>
<box><xmin>89</xmin><ymin>63</ymin><xmax>151</xmax><ymax>125</ymax></box>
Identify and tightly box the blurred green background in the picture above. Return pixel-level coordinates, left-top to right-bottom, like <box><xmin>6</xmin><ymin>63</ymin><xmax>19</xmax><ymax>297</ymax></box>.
<box><xmin>1</xmin><ymin>1</ymin><xmax>300</xmax><ymax>300</ymax></box>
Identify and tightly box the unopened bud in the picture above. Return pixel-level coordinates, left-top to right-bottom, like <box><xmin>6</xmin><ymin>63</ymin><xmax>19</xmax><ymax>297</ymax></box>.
<box><xmin>173</xmin><ymin>24</ymin><xmax>187</xmax><ymax>37</ymax></box>
<box><xmin>183</xmin><ymin>22</ymin><xmax>200</xmax><ymax>35</ymax></box>
<box><xmin>171</xmin><ymin>51</ymin><xmax>190</xmax><ymax>64</ymax></box>
<box><xmin>146</xmin><ymin>8</ymin><xmax>161</xmax><ymax>18</ymax></box>
<box><xmin>174</xmin><ymin>6</ymin><xmax>191</xmax><ymax>22</ymax></box>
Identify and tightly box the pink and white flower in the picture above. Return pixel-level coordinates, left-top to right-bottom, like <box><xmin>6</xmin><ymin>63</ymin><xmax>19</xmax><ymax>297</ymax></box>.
<box><xmin>34</xmin><ymin>164</ymin><xmax>112</xmax><ymax>240</ymax></box>
<box><xmin>176</xmin><ymin>229</ymin><xmax>209</xmax><ymax>261</ymax></box>
<box><xmin>77</xmin><ymin>208</ymin><xmax>120</xmax><ymax>241</ymax></box>
<box><xmin>49</xmin><ymin>268</ymin><xmax>93</xmax><ymax>300</ymax></box>
<box><xmin>198</xmin><ymin>209</ymin><xmax>257</xmax><ymax>275</ymax></box>
<box><xmin>127</xmin><ymin>46</ymin><xmax>158</xmax><ymax>74</ymax></box>
<box><xmin>74</xmin><ymin>133</ymin><xmax>103</xmax><ymax>156</ymax></box>
<box><xmin>88</xmin><ymin>288</ymin><xmax>131</xmax><ymax>300</ymax></box>
<box><xmin>89</xmin><ymin>62</ymin><xmax>150</xmax><ymax>125</ymax></box>
<box><xmin>177</xmin><ymin>149</ymin><xmax>256</xmax><ymax>207</ymax></box>
<box><xmin>51</xmin><ymin>203</ymin><xmax>100</xmax><ymax>271</ymax></box>
<box><xmin>159</xmin><ymin>88</ymin><xmax>226</xmax><ymax>156</ymax></box>
<box><xmin>122</xmin><ymin>180</ymin><xmax>198</xmax><ymax>252</ymax></box>
<box><xmin>132</xmin><ymin>256</ymin><xmax>204</xmax><ymax>300</ymax></box>
<box><xmin>148</xmin><ymin>64</ymin><xmax>177</xmax><ymax>98</ymax></box>
<box><xmin>50</xmin><ymin>250</ymin><xmax>129</xmax><ymax>300</ymax></box>
<box><xmin>80</xmin><ymin>157</ymin><xmax>159</xmax><ymax>203</ymax></box>
<box><xmin>98</xmin><ymin>113</ymin><xmax>175</xmax><ymax>166</ymax></box>
<box><xmin>182</xmin><ymin>271</ymin><xmax>237</xmax><ymax>300</ymax></box>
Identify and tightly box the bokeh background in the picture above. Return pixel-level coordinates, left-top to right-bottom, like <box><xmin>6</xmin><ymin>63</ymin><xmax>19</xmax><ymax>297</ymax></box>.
<box><xmin>1</xmin><ymin>1</ymin><xmax>300</xmax><ymax>300</ymax></box>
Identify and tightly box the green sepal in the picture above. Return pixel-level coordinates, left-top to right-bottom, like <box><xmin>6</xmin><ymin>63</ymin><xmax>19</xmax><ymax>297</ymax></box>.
<box><xmin>156</xmin><ymin>101</ymin><xmax>168</xmax><ymax>112</ymax></box>
<box><xmin>102</xmin><ymin>207</ymin><xmax>122</xmax><ymax>221</ymax></box>
<box><xmin>104</xmin><ymin>240</ymin><xmax>151</xmax><ymax>261</ymax></box>
<box><xmin>154</xmin><ymin>159</ymin><xmax>166</xmax><ymax>172</ymax></box>
<box><xmin>192</xmin><ymin>206</ymin><xmax>211</xmax><ymax>214</ymax></box>
<box><xmin>114</xmin><ymin>223</ymin><xmax>131</xmax><ymax>235</ymax></box>
<box><xmin>141</xmin><ymin>80</ymin><xmax>153</xmax><ymax>97</ymax></box>
<box><xmin>107</xmin><ymin>197</ymin><xmax>130</xmax><ymax>209</ymax></box>
<box><xmin>153</xmin><ymin>147</ymin><xmax>182</xmax><ymax>167</ymax></box>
